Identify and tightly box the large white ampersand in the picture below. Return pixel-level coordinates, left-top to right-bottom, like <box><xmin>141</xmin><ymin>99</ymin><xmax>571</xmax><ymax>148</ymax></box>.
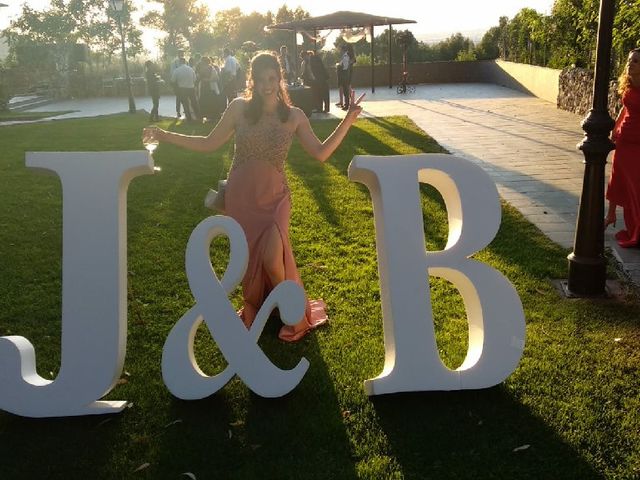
<box><xmin>162</xmin><ymin>216</ymin><xmax>309</xmax><ymax>399</ymax></box>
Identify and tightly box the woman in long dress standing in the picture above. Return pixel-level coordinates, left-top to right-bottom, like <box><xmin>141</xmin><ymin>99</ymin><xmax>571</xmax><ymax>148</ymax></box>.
<box><xmin>605</xmin><ymin>48</ymin><xmax>640</xmax><ymax>247</ymax></box>
<box><xmin>143</xmin><ymin>52</ymin><xmax>365</xmax><ymax>341</ymax></box>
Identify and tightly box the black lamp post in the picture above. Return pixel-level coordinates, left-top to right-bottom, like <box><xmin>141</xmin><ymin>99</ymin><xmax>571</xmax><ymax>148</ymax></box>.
<box><xmin>110</xmin><ymin>0</ymin><xmax>136</xmax><ymax>114</ymax></box>
<box><xmin>567</xmin><ymin>0</ymin><xmax>616</xmax><ymax>296</ymax></box>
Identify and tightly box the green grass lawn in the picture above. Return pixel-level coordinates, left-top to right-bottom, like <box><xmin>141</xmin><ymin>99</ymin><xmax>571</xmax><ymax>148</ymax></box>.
<box><xmin>0</xmin><ymin>113</ymin><xmax>638</xmax><ymax>480</ymax></box>
<box><xmin>0</xmin><ymin>110</ymin><xmax>75</xmax><ymax>121</ymax></box>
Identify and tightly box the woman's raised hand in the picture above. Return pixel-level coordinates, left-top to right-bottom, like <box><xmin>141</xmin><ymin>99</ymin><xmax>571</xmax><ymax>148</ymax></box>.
<box><xmin>347</xmin><ymin>90</ymin><xmax>365</xmax><ymax>118</ymax></box>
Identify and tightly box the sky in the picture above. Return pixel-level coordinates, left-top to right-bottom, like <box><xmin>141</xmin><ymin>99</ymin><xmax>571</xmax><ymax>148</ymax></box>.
<box><xmin>0</xmin><ymin>0</ymin><xmax>555</xmax><ymax>51</ymax></box>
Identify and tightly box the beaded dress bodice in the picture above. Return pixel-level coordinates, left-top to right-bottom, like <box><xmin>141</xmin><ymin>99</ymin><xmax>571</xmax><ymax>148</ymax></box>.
<box><xmin>231</xmin><ymin>112</ymin><xmax>294</xmax><ymax>173</ymax></box>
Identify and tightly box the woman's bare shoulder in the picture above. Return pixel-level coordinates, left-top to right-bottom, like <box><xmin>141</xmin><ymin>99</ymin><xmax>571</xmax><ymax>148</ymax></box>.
<box><xmin>229</xmin><ymin>97</ymin><xmax>249</xmax><ymax>110</ymax></box>
<box><xmin>225</xmin><ymin>97</ymin><xmax>247</xmax><ymax>119</ymax></box>
<box><xmin>289</xmin><ymin>106</ymin><xmax>307</xmax><ymax>123</ymax></box>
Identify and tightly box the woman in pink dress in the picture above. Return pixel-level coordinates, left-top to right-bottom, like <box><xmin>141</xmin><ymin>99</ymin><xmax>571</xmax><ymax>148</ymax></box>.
<box><xmin>605</xmin><ymin>48</ymin><xmax>640</xmax><ymax>248</ymax></box>
<box><xmin>143</xmin><ymin>52</ymin><xmax>364</xmax><ymax>341</ymax></box>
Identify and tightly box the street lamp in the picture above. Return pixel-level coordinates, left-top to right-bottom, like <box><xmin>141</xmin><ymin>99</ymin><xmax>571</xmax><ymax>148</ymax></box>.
<box><xmin>110</xmin><ymin>0</ymin><xmax>136</xmax><ymax>113</ymax></box>
<box><xmin>566</xmin><ymin>0</ymin><xmax>616</xmax><ymax>296</ymax></box>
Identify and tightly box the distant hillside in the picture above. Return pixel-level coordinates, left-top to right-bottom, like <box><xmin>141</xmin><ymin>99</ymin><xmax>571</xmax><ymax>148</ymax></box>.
<box><xmin>414</xmin><ymin>28</ymin><xmax>487</xmax><ymax>45</ymax></box>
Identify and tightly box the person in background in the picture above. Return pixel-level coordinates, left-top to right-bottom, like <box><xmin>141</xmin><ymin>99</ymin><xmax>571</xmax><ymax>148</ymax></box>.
<box><xmin>222</xmin><ymin>47</ymin><xmax>240</xmax><ymax>105</ymax></box>
<box><xmin>337</xmin><ymin>45</ymin><xmax>352</xmax><ymax>110</ymax></box>
<box><xmin>605</xmin><ymin>47</ymin><xmax>640</xmax><ymax>247</ymax></box>
<box><xmin>340</xmin><ymin>43</ymin><xmax>356</xmax><ymax>110</ymax></box>
<box><xmin>188</xmin><ymin>52</ymin><xmax>201</xmax><ymax>70</ymax></box>
<box><xmin>310</xmin><ymin>50</ymin><xmax>330</xmax><ymax>113</ymax></box>
<box><xmin>145</xmin><ymin>60</ymin><xmax>161</xmax><ymax>122</ymax></box>
<box><xmin>335</xmin><ymin>61</ymin><xmax>344</xmax><ymax>108</ymax></box>
<box><xmin>198</xmin><ymin>56</ymin><xmax>223</xmax><ymax>122</ymax></box>
<box><xmin>279</xmin><ymin>45</ymin><xmax>293</xmax><ymax>83</ymax></box>
<box><xmin>300</xmin><ymin>50</ymin><xmax>314</xmax><ymax>87</ymax></box>
<box><xmin>194</xmin><ymin>52</ymin><xmax>208</xmax><ymax>103</ymax></box>
<box><xmin>170</xmin><ymin>57</ymin><xmax>199</xmax><ymax>122</ymax></box>
<box><xmin>143</xmin><ymin>52</ymin><xmax>365</xmax><ymax>341</ymax></box>
<box><xmin>170</xmin><ymin>50</ymin><xmax>185</xmax><ymax>118</ymax></box>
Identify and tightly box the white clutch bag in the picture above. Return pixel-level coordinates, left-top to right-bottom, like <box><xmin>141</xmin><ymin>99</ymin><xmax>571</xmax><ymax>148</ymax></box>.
<box><xmin>204</xmin><ymin>179</ymin><xmax>227</xmax><ymax>212</ymax></box>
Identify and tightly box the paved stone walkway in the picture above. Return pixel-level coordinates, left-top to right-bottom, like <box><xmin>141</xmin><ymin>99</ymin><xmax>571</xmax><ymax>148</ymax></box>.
<box><xmin>356</xmin><ymin>84</ymin><xmax>640</xmax><ymax>286</ymax></box>
<box><xmin>6</xmin><ymin>83</ymin><xmax>639</xmax><ymax>285</ymax></box>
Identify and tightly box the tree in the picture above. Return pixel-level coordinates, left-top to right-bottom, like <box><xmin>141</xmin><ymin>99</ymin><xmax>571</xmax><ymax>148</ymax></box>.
<box><xmin>371</xmin><ymin>28</ymin><xmax>440</xmax><ymax>65</ymax></box>
<box><xmin>435</xmin><ymin>33</ymin><xmax>474</xmax><ymax>61</ymax></box>
<box><xmin>5</xmin><ymin>0</ymin><xmax>142</xmax><ymax>59</ymax></box>
<box><xmin>477</xmin><ymin>0</ymin><xmax>638</xmax><ymax>71</ymax></box>
<box><xmin>507</xmin><ymin>8</ymin><xmax>545</xmax><ymax>64</ymax></box>
<box><xmin>613</xmin><ymin>0</ymin><xmax>640</xmax><ymax>72</ymax></box>
<box><xmin>3</xmin><ymin>0</ymin><xmax>143</xmax><ymax>97</ymax></box>
<box><xmin>140</xmin><ymin>0</ymin><xmax>211</xmax><ymax>58</ymax></box>
<box><xmin>476</xmin><ymin>26</ymin><xmax>501</xmax><ymax>60</ymax></box>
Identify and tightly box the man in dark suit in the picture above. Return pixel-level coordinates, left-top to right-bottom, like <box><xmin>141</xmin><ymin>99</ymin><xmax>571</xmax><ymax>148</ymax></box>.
<box><xmin>310</xmin><ymin>51</ymin><xmax>330</xmax><ymax>113</ymax></box>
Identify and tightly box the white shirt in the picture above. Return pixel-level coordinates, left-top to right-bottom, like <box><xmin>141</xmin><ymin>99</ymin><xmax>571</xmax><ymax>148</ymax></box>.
<box><xmin>171</xmin><ymin>64</ymin><xmax>196</xmax><ymax>89</ymax></box>
<box><xmin>340</xmin><ymin>52</ymin><xmax>350</xmax><ymax>71</ymax></box>
<box><xmin>223</xmin><ymin>55</ymin><xmax>239</xmax><ymax>76</ymax></box>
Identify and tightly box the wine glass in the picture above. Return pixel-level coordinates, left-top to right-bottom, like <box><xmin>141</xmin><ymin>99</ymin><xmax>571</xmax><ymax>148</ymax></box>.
<box><xmin>142</xmin><ymin>129</ymin><xmax>159</xmax><ymax>153</ymax></box>
<box><xmin>142</xmin><ymin>128</ymin><xmax>161</xmax><ymax>171</ymax></box>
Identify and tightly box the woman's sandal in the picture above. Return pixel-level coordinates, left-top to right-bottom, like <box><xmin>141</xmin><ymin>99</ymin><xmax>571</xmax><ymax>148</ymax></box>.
<box><xmin>278</xmin><ymin>317</ymin><xmax>328</xmax><ymax>342</ymax></box>
<box><xmin>278</xmin><ymin>300</ymin><xmax>328</xmax><ymax>342</ymax></box>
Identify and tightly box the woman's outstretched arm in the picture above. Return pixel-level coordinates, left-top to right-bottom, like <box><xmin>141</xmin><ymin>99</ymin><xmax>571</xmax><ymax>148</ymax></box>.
<box><xmin>142</xmin><ymin>98</ymin><xmax>243</xmax><ymax>153</ymax></box>
<box><xmin>295</xmin><ymin>90</ymin><xmax>365</xmax><ymax>162</ymax></box>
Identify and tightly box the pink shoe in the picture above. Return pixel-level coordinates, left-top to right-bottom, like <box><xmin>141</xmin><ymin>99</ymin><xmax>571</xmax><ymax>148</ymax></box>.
<box><xmin>278</xmin><ymin>300</ymin><xmax>328</xmax><ymax>342</ymax></box>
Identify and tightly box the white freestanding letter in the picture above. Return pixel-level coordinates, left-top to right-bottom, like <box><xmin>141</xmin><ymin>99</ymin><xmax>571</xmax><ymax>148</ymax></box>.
<box><xmin>348</xmin><ymin>154</ymin><xmax>525</xmax><ymax>395</ymax></box>
<box><xmin>162</xmin><ymin>216</ymin><xmax>309</xmax><ymax>399</ymax></box>
<box><xmin>0</xmin><ymin>151</ymin><xmax>153</xmax><ymax>417</ymax></box>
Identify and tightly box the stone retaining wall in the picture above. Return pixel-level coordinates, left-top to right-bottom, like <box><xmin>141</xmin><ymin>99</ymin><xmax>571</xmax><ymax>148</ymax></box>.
<box><xmin>558</xmin><ymin>66</ymin><xmax>621</xmax><ymax>117</ymax></box>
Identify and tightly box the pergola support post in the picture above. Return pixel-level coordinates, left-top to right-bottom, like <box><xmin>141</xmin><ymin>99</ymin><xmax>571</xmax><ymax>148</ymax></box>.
<box><xmin>370</xmin><ymin>25</ymin><xmax>375</xmax><ymax>93</ymax></box>
<box><xmin>294</xmin><ymin>30</ymin><xmax>298</xmax><ymax>78</ymax></box>
<box><xmin>388</xmin><ymin>24</ymin><xmax>393</xmax><ymax>88</ymax></box>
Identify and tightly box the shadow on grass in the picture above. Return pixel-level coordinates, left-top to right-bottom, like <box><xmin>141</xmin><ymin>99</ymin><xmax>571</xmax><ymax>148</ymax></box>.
<box><xmin>373</xmin><ymin>388</ymin><xmax>603</xmax><ymax>479</ymax></box>
<box><xmin>364</xmin><ymin>117</ymin><xmax>447</xmax><ymax>155</ymax></box>
<box><xmin>288</xmin><ymin>117</ymin><xmax>443</xmax><ymax>231</ymax></box>
<box><xmin>245</xmin><ymin>335</ymin><xmax>357</xmax><ymax>479</ymax></box>
<box><xmin>0</xmin><ymin>412</ymin><xmax>126</xmax><ymax>478</ymax></box>
<box><xmin>150</xmin><ymin>321</ymin><xmax>357</xmax><ymax>480</ymax></box>
<box><xmin>288</xmin><ymin>142</ymin><xmax>342</xmax><ymax>228</ymax></box>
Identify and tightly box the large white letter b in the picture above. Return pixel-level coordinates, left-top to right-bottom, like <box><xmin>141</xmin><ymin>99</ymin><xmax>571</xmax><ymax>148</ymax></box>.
<box><xmin>349</xmin><ymin>154</ymin><xmax>525</xmax><ymax>395</ymax></box>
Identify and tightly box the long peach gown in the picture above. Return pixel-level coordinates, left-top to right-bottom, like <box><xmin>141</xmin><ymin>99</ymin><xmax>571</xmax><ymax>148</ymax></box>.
<box><xmin>224</xmin><ymin>108</ymin><xmax>328</xmax><ymax>334</ymax></box>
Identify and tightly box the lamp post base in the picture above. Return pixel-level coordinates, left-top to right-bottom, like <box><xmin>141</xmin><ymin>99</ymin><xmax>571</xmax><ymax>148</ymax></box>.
<box><xmin>566</xmin><ymin>252</ymin><xmax>607</xmax><ymax>295</ymax></box>
<box><xmin>554</xmin><ymin>278</ymin><xmax>625</xmax><ymax>300</ymax></box>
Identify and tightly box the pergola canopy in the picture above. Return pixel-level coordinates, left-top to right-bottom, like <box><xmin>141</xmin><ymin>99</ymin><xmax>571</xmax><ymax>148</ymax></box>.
<box><xmin>266</xmin><ymin>11</ymin><xmax>416</xmax><ymax>31</ymax></box>
<box><xmin>267</xmin><ymin>11</ymin><xmax>417</xmax><ymax>93</ymax></box>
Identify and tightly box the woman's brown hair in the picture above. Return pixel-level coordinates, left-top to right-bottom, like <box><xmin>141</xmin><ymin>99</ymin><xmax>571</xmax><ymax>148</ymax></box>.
<box><xmin>618</xmin><ymin>47</ymin><xmax>640</xmax><ymax>96</ymax></box>
<box><xmin>244</xmin><ymin>52</ymin><xmax>291</xmax><ymax>124</ymax></box>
